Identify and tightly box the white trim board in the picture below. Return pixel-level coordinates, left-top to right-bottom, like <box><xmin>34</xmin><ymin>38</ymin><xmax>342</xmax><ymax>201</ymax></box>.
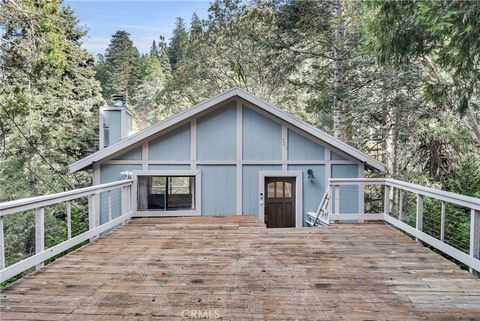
<box><xmin>101</xmin><ymin>160</ymin><xmax>358</xmax><ymax>165</ymax></box>
<box><xmin>69</xmin><ymin>87</ymin><xmax>385</xmax><ymax>173</ymax></box>
<box><xmin>258</xmin><ymin>171</ymin><xmax>303</xmax><ymax>228</ymax></box>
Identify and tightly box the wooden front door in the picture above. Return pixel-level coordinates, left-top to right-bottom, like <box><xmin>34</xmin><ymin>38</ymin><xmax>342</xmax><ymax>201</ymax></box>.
<box><xmin>264</xmin><ymin>177</ymin><xmax>296</xmax><ymax>228</ymax></box>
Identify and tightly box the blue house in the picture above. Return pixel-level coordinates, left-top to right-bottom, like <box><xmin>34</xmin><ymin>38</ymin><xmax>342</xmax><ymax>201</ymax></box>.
<box><xmin>70</xmin><ymin>87</ymin><xmax>385</xmax><ymax>228</ymax></box>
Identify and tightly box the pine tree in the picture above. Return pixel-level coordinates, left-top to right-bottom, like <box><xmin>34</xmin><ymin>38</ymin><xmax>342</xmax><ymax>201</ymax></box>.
<box><xmin>168</xmin><ymin>17</ymin><xmax>187</xmax><ymax>69</ymax></box>
<box><xmin>101</xmin><ymin>30</ymin><xmax>140</xmax><ymax>98</ymax></box>
<box><xmin>150</xmin><ymin>40</ymin><xmax>160</xmax><ymax>60</ymax></box>
<box><xmin>131</xmin><ymin>54</ymin><xmax>166</xmax><ymax>129</ymax></box>
<box><xmin>190</xmin><ymin>12</ymin><xmax>203</xmax><ymax>36</ymax></box>
<box><xmin>158</xmin><ymin>35</ymin><xmax>172</xmax><ymax>77</ymax></box>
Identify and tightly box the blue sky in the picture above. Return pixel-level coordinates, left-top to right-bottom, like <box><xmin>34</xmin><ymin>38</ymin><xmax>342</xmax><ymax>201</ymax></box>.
<box><xmin>64</xmin><ymin>0</ymin><xmax>211</xmax><ymax>56</ymax></box>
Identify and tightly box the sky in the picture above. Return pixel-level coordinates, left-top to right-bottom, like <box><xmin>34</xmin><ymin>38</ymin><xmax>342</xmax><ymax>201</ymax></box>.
<box><xmin>63</xmin><ymin>0</ymin><xmax>211</xmax><ymax>57</ymax></box>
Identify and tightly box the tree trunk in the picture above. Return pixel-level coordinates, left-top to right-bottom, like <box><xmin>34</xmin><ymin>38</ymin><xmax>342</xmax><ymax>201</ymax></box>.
<box><xmin>465</xmin><ymin>106</ymin><xmax>480</xmax><ymax>144</ymax></box>
<box><xmin>332</xmin><ymin>0</ymin><xmax>345</xmax><ymax>140</ymax></box>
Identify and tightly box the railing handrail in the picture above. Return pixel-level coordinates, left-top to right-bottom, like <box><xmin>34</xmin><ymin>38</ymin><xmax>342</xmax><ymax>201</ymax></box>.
<box><xmin>1</xmin><ymin>179</ymin><xmax>134</xmax><ymax>282</ymax></box>
<box><xmin>328</xmin><ymin>178</ymin><xmax>480</xmax><ymax>211</ymax></box>
<box><xmin>325</xmin><ymin>177</ymin><xmax>480</xmax><ymax>274</ymax></box>
<box><xmin>0</xmin><ymin>179</ymin><xmax>133</xmax><ymax>216</ymax></box>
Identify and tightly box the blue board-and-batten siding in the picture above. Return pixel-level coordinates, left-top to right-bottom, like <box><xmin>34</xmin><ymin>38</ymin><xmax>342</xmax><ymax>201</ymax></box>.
<box><xmin>198</xmin><ymin>165</ymin><xmax>236</xmax><ymax>215</ymax></box>
<box><xmin>197</xmin><ymin>103</ymin><xmax>236</xmax><ymax>160</ymax></box>
<box><xmin>288</xmin><ymin>130</ymin><xmax>325</xmax><ymax>160</ymax></box>
<box><xmin>243</xmin><ymin>107</ymin><xmax>282</xmax><ymax>160</ymax></box>
<box><xmin>113</xmin><ymin>146</ymin><xmax>142</xmax><ymax>160</ymax></box>
<box><xmin>288</xmin><ymin>165</ymin><xmax>326</xmax><ymax>226</ymax></box>
<box><xmin>95</xmin><ymin>100</ymin><xmax>366</xmax><ymax>219</ymax></box>
<box><xmin>148</xmin><ymin>124</ymin><xmax>190</xmax><ymax>160</ymax></box>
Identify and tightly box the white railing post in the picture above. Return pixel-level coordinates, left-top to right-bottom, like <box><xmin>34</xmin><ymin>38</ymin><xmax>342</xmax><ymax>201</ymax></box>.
<box><xmin>334</xmin><ymin>185</ymin><xmax>340</xmax><ymax>216</ymax></box>
<box><xmin>88</xmin><ymin>194</ymin><xmax>98</xmax><ymax>242</ymax></box>
<box><xmin>121</xmin><ymin>187</ymin><xmax>126</xmax><ymax>225</ymax></box>
<box><xmin>107</xmin><ymin>191</ymin><xmax>112</xmax><ymax>222</ymax></box>
<box><xmin>398</xmin><ymin>190</ymin><xmax>404</xmax><ymax>221</ymax></box>
<box><xmin>66</xmin><ymin>201</ymin><xmax>72</xmax><ymax>239</ymax></box>
<box><xmin>384</xmin><ymin>184</ymin><xmax>391</xmax><ymax>216</ymax></box>
<box><xmin>470</xmin><ymin>209</ymin><xmax>480</xmax><ymax>274</ymax></box>
<box><xmin>440</xmin><ymin>201</ymin><xmax>445</xmax><ymax>242</ymax></box>
<box><xmin>416</xmin><ymin>194</ymin><xmax>424</xmax><ymax>243</ymax></box>
<box><xmin>34</xmin><ymin>207</ymin><xmax>45</xmax><ymax>270</ymax></box>
<box><xmin>121</xmin><ymin>187</ymin><xmax>125</xmax><ymax>215</ymax></box>
<box><xmin>327</xmin><ymin>184</ymin><xmax>333</xmax><ymax>221</ymax></box>
<box><xmin>127</xmin><ymin>185</ymin><xmax>131</xmax><ymax>212</ymax></box>
<box><xmin>0</xmin><ymin>216</ymin><xmax>5</xmax><ymax>269</ymax></box>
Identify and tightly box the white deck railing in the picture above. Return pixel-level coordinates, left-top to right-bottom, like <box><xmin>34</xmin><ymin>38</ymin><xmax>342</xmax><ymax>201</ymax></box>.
<box><xmin>0</xmin><ymin>179</ymin><xmax>133</xmax><ymax>282</ymax></box>
<box><xmin>307</xmin><ymin>178</ymin><xmax>480</xmax><ymax>273</ymax></box>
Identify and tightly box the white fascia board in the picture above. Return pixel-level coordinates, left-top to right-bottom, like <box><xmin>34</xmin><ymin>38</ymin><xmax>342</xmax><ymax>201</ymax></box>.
<box><xmin>69</xmin><ymin>86</ymin><xmax>385</xmax><ymax>173</ymax></box>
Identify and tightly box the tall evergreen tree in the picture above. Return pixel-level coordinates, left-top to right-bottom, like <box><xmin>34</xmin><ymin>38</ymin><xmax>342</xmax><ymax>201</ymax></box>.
<box><xmin>157</xmin><ymin>35</ymin><xmax>172</xmax><ymax>77</ymax></box>
<box><xmin>168</xmin><ymin>17</ymin><xmax>187</xmax><ymax>69</ymax></box>
<box><xmin>150</xmin><ymin>40</ymin><xmax>160</xmax><ymax>60</ymax></box>
<box><xmin>100</xmin><ymin>30</ymin><xmax>140</xmax><ymax>98</ymax></box>
<box><xmin>131</xmin><ymin>54</ymin><xmax>166</xmax><ymax>129</ymax></box>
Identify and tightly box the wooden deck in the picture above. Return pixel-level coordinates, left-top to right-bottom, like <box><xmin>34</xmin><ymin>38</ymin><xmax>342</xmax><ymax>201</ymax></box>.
<box><xmin>1</xmin><ymin>216</ymin><xmax>479</xmax><ymax>320</ymax></box>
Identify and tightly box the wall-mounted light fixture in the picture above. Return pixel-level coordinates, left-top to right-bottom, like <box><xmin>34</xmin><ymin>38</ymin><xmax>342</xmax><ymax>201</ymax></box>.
<box><xmin>307</xmin><ymin>169</ymin><xmax>315</xmax><ymax>180</ymax></box>
<box><xmin>121</xmin><ymin>171</ymin><xmax>132</xmax><ymax>179</ymax></box>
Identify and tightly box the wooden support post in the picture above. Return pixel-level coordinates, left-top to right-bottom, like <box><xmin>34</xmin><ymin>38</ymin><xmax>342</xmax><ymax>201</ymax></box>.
<box><xmin>0</xmin><ymin>216</ymin><xmax>5</xmax><ymax>270</ymax></box>
<box><xmin>440</xmin><ymin>201</ymin><xmax>445</xmax><ymax>242</ymax></box>
<box><xmin>470</xmin><ymin>209</ymin><xmax>480</xmax><ymax>275</ymax></box>
<box><xmin>35</xmin><ymin>207</ymin><xmax>45</xmax><ymax>270</ymax></box>
<box><xmin>66</xmin><ymin>201</ymin><xmax>72</xmax><ymax>239</ymax></box>
<box><xmin>416</xmin><ymin>194</ymin><xmax>424</xmax><ymax>243</ymax></box>
<box><xmin>398</xmin><ymin>190</ymin><xmax>404</xmax><ymax>221</ymax></box>
<box><xmin>384</xmin><ymin>185</ymin><xmax>391</xmax><ymax>216</ymax></box>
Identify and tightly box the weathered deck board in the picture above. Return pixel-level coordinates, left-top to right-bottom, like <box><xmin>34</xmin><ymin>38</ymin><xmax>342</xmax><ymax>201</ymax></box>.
<box><xmin>1</xmin><ymin>216</ymin><xmax>479</xmax><ymax>320</ymax></box>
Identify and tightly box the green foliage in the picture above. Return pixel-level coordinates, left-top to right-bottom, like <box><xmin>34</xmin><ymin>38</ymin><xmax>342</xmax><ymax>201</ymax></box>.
<box><xmin>98</xmin><ymin>30</ymin><xmax>140</xmax><ymax>98</ymax></box>
<box><xmin>168</xmin><ymin>17</ymin><xmax>188</xmax><ymax>70</ymax></box>
<box><xmin>0</xmin><ymin>0</ymin><xmax>102</xmax><ymax>279</ymax></box>
<box><xmin>367</xmin><ymin>0</ymin><xmax>480</xmax><ymax>114</ymax></box>
<box><xmin>449</xmin><ymin>157</ymin><xmax>480</xmax><ymax>198</ymax></box>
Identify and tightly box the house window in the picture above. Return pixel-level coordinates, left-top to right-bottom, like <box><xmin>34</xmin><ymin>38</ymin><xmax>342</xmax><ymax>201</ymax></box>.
<box><xmin>103</xmin><ymin>123</ymin><xmax>110</xmax><ymax>148</ymax></box>
<box><xmin>137</xmin><ymin>176</ymin><xmax>195</xmax><ymax>211</ymax></box>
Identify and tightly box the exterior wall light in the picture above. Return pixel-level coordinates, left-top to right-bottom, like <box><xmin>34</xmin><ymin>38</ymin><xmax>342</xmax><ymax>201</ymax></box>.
<box><xmin>307</xmin><ymin>169</ymin><xmax>315</xmax><ymax>180</ymax></box>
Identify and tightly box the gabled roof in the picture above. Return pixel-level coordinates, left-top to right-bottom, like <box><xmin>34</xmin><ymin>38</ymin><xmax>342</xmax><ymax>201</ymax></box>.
<box><xmin>69</xmin><ymin>87</ymin><xmax>385</xmax><ymax>172</ymax></box>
